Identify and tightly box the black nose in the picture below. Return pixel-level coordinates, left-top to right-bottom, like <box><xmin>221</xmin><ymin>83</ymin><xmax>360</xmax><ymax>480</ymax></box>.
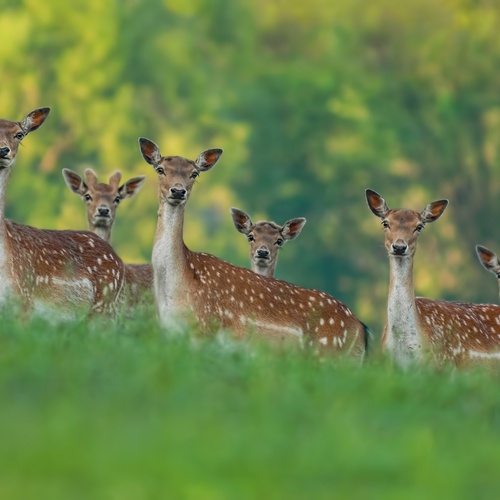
<box><xmin>256</xmin><ymin>249</ymin><xmax>270</xmax><ymax>258</ymax></box>
<box><xmin>0</xmin><ymin>147</ymin><xmax>10</xmax><ymax>158</ymax></box>
<box><xmin>98</xmin><ymin>207</ymin><xmax>110</xmax><ymax>216</ymax></box>
<box><xmin>170</xmin><ymin>187</ymin><xmax>187</xmax><ymax>199</ymax></box>
<box><xmin>392</xmin><ymin>243</ymin><xmax>407</xmax><ymax>255</ymax></box>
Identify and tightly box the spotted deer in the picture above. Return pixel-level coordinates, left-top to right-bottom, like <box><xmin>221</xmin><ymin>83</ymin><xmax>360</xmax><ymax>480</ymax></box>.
<box><xmin>366</xmin><ymin>189</ymin><xmax>500</xmax><ymax>367</ymax></box>
<box><xmin>230</xmin><ymin>207</ymin><xmax>306</xmax><ymax>278</ymax></box>
<box><xmin>62</xmin><ymin>168</ymin><xmax>146</xmax><ymax>243</ymax></box>
<box><xmin>62</xmin><ymin>168</ymin><xmax>153</xmax><ymax>303</ymax></box>
<box><xmin>476</xmin><ymin>245</ymin><xmax>500</xmax><ymax>303</ymax></box>
<box><xmin>138</xmin><ymin>137</ymin><xmax>369</xmax><ymax>358</ymax></box>
<box><xmin>0</xmin><ymin>108</ymin><xmax>125</xmax><ymax>318</ymax></box>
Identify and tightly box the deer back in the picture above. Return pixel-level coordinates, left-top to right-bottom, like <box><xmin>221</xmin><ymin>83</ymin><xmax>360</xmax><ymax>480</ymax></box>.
<box><xmin>5</xmin><ymin>220</ymin><xmax>125</xmax><ymax>317</ymax></box>
<box><xmin>416</xmin><ymin>298</ymin><xmax>500</xmax><ymax>365</ymax></box>
<box><xmin>183</xmin><ymin>250</ymin><xmax>368</xmax><ymax>358</ymax></box>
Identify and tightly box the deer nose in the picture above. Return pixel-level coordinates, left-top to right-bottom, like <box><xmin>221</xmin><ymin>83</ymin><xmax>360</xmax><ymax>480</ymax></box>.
<box><xmin>392</xmin><ymin>241</ymin><xmax>408</xmax><ymax>255</ymax></box>
<box><xmin>256</xmin><ymin>249</ymin><xmax>270</xmax><ymax>259</ymax></box>
<box><xmin>170</xmin><ymin>186</ymin><xmax>187</xmax><ymax>199</ymax></box>
<box><xmin>98</xmin><ymin>207</ymin><xmax>110</xmax><ymax>217</ymax></box>
<box><xmin>0</xmin><ymin>147</ymin><xmax>10</xmax><ymax>158</ymax></box>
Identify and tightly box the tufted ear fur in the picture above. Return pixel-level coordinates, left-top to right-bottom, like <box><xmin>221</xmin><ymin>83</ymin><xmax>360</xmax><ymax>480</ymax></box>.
<box><xmin>62</xmin><ymin>168</ymin><xmax>87</xmax><ymax>196</ymax></box>
<box><xmin>139</xmin><ymin>137</ymin><xmax>162</xmax><ymax>166</ymax></box>
<box><xmin>476</xmin><ymin>245</ymin><xmax>500</xmax><ymax>275</ymax></box>
<box><xmin>118</xmin><ymin>176</ymin><xmax>146</xmax><ymax>199</ymax></box>
<box><xmin>366</xmin><ymin>189</ymin><xmax>389</xmax><ymax>219</ymax></box>
<box><xmin>420</xmin><ymin>200</ymin><xmax>448</xmax><ymax>224</ymax></box>
<box><xmin>230</xmin><ymin>207</ymin><xmax>253</xmax><ymax>235</ymax></box>
<box><xmin>194</xmin><ymin>148</ymin><xmax>223</xmax><ymax>172</ymax></box>
<box><xmin>281</xmin><ymin>218</ymin><xmax>306</xmax><ymax>241</ymax></box>
<box><xmin>20</xmin><ymin>107</ymin><xmax>50</xmax><ymax>135</ymax></box>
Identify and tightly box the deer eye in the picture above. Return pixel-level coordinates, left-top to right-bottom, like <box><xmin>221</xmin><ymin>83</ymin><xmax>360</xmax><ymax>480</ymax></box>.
<box><xmin>14</xmin><ymin>132</ymin><xmax>24</xmax><ymax>140</ymax></box>
<box><xmin>84</xmin><ymin>194</ymin><xmax>92</xmax><ymax>201</ymax></box>
<box><xmin>247</xmin><ymin>235</ymin><xmax>254</xmax><ymax>242</ymax></box>
<box><xmin>190</xmin><ymin>171</ymin><xmax>199</xmax><ymax>180</ymax></box>
<box><xmin>382</xmin><ymin>220</ymin><xmax>389</xmax><ymax>228</ymax></box>
<box><xmin>415</xmin><ymin>224</ymin><xmax>424</xmax><ymax>232</ymax></box>
<box><xmin>114</xmin><ymin>197</ymin><xmax>122</xmax><ymax>204</ymax></box>
<box><xmin>276</xmin><ymin>238</ymin><xmax>284</xmax><ymax>246</ymax></box>
<box><xmin>156</xmin><ymin>167</ymin><xmax>165</xmax><ymax>175</ymax></box>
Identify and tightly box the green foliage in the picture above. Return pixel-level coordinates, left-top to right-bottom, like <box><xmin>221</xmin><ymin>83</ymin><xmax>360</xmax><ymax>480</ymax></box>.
<box><xmin>2</xmin><ymin>313</ymin><xmax>500</xmax><ymax>498</ymax></box>
<box><xmin>2</xmin><ymin>0</ymin><xmax>500</xmax><ymax>337</ymax></box>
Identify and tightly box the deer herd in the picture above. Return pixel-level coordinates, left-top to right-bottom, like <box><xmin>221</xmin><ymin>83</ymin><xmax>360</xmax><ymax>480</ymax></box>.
<box><xmin>2</xmin><ymin>107</ymin><xmax>500</xmax><ymax>368</ymax></box>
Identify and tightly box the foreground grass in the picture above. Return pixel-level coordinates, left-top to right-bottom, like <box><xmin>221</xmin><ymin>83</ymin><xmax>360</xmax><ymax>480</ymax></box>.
<box><xmin>1</xmin><ymin>310</ymin><xmax>500</xmax><ymax>499</ymax></box>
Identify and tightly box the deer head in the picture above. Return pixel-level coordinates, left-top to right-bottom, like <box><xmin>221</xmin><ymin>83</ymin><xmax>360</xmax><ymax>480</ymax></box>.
<box><xmin>0</xmin><ymin>108</ymin><xmax>50</xmax><ymax>169</ymax></box>
<box><xmin>62</xmin><ymin>167</ymin><xmax>146</xmax><ymax>242</ymax></box>
<box><xmin>366</xmin><ymin>189</ymin><xmax>448</xmax><ymax>257</ymax></box>
<box><xmin>139</xmin><ymin>138</ymin><xmax>223</xmax><ymax>207</ymax></box>
<box><xmin>230</xmin><ymin>207</ymin><xmax>306</xmax><ymax>278</ymax></box>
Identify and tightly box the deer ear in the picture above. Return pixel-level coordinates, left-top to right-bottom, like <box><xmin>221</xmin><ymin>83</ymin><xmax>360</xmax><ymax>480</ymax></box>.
<box><xmin>139</xmin><ymin>138</ymin><xmax>162</xmax><ymax>166</ymax></box>
<box><xmin>84</xmin><ymin>168</ymin><xmax>98</xmax><ymax>187</ymax></box>
<box><xmin>20</xmin><ymin>107</ymin><xmax>50</xmax><ymax>135</ymax></box>
<box><xmin>421</xmin><ymin>199</ymin><xmax>448</xmax><ymax>224</ymax></box>
<box><xmin>230</xmin><ymin>207</ymin><xmax>252</xmax><ymax>235</ymax></box>
<box><xmin>119</xmin><ymin>176</ymin><xmax>146</xmax><ymax>199</ymax></box>
<box><xmin>62</xmin><ymin>168</ymin><xmax>87</xmax><ymax>195</ymax></box>
<box><xmin>195</xmin><ymin>148</ymin><xmax>223</xmax><ymax>171</ymax></box>
<box><xmin>281</xmin><ymin>218</ymin><xmax>306</xmax><ymax>241</ymax></box>
<box><xmin>476</xmin><ymin>245</ymin><xmax>500</xmax><ymax>274</ymax></box>
<box><xmin>366</xmin><ymin>189</ymin><xmax>389</xmax><ymax>218</ymax></box>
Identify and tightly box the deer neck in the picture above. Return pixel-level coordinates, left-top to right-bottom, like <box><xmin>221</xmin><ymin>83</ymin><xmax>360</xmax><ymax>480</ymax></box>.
<box><xmin>152</xmin><ymin>200</ymin><xmax>189</xmax><ymax>326</ymax></box>
<box><xmin>0</xmin><ymin>167</ymin><xmax>12</xmax><ymax>304</ymax></box>
<box><xmin>252</xmin><ymin>260</ymin><xmax>275</xmax><ymax>278</ymax></box>
<box><xmin>387</xmin><ymin>255</ymin><xmax>423</xmax><ymax>366</ymax></box>
<box><xmin>0</xmin><ymin>166</ymin><xmax>9</xmax><ymax>221</ymax></box>
<box><xmin>91</xmin><ymin>225</ymin><xmax>112</xmax><ymax>243</ymax></box>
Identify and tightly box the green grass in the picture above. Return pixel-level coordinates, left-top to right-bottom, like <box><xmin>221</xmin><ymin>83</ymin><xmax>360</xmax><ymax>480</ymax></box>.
<box><xmin>1</xmin><ymin>309</ymin><xmax>500</xmax><ymax>499</ymax></box>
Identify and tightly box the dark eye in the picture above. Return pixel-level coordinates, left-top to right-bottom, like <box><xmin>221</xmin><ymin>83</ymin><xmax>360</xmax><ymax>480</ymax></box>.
<box><xmin>276</xmin><ymin>238</ymin><xmax>284</xmax><ymax>246</ymax></box>
<box><xmin>114</xmin><ymin>197</ymin><xmax>122</xmax><ymax>204</ymax></box>
<box><xmin>382</xmin><ymin>220</ymin><xmax>389</xmax><ymax>228</ymax></box>
<box><xmin>84</xmin><ymin>194</ymin><xmax>92</xmax><ymax>201</ymax></box>
<box><xmin>15</xmin><ymin>132</ymin><xmax>24</xmax><ymax>140</ymax></box>
<box><xmin>415</xmin><ymin>224</ymin><xmax>424</xmax><ymax>232</ymax></box>
<box><xmin>156</xmin><ymin>167</ymin><xmax>165</xmax><ymax>175</ymax></box>
<box><xmin>247</xmin><ymin>235</ymin><xmax>254</xmax><ymax>242</ymax></box>
<box><xmin>190</xmin><ymin>171</ymin><xmax>199</xmax><ymax>180</ymax></box>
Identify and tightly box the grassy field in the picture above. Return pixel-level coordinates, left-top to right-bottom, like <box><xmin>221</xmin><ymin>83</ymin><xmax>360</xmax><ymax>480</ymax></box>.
<box><xmin>1</xmin><ymin>309</ymin><xmax>500</xmax><ymax>499</ymax></box>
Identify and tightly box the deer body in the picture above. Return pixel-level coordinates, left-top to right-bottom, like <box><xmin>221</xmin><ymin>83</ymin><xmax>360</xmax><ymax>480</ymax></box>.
<box><xmin>62</xmin><ymin>167</ymin><xmax>153</xmax><ymax>305</ymax></box>
<box><xmin>366</xmin><ymin>189</ymin><xmax>500</xmax><ymax>366</ymax></box>
<box><xmin>230</xmin><ymin>207</ymin><xmax>306</xmax><ymax>278</ymax></box>
<box><xmin>3</xmin><ymin>221</ymin><xmax>124</xmax><ymax>317</ymax></box>
<box><xmin>140</xmin><ymin>138</ymin><xmax>368</xmax><ymax>357</ymax></box>
<box><xmin>0</xmin><ymin>109</ymin><xmax>125</xmax><ymax>318</ymax></box>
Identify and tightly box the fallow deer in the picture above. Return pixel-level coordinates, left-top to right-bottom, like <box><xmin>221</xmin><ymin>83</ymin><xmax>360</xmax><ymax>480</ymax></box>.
<box><xmin>62</xmin><ymin>168</ymin><xmax>153</xmax><ymax>304</ymax></box>
<box><xmin>138</xmin><ymin>137</ymin><xmax>369</xmax><ymax>358</ymax></box>
<box><xmin>230</xmin><ymin>207</ymin><xmax>306</xmax><ymax>278</ymax></box>
<box><xmin>0</xmin><ymin>108</ymin><xmax>125</xmax><ymax>318</ymax></box>
<box><xmin>62</xmin><ymin>168</ymin><xmax>146</xmax><ymax>243</ymax></box>
<box><xmin>476</xmin><ymin>245</ymin><xmax>500</xmax><ymax>303</ymax></box>
<box><xmin>366</xmin><ymin>189</ymin><xmax>500</xmax><ymax>367</ymax></box>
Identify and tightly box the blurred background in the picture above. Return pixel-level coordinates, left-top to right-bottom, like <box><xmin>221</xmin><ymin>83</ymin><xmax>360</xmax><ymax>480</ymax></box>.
<box><xmin>2</xmin><ymin>0</ymin><xmax>500</xmax><ymax>336</ymax></box>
